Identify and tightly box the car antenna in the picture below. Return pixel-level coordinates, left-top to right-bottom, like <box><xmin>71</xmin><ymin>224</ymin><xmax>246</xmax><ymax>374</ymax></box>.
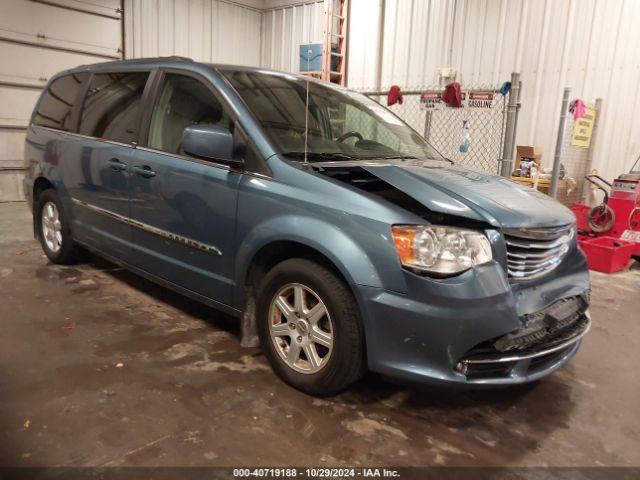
<box><xmin>303</xmin><ymin>44</ymin><xmax>311</xmax><ymax>168</ymax></box>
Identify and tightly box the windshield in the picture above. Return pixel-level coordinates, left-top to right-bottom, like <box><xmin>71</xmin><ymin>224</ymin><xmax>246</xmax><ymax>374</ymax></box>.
<box><xmin>222</xmin><ymin>70</ymin><xmax>445</xmax><ymax>162</ymax></box>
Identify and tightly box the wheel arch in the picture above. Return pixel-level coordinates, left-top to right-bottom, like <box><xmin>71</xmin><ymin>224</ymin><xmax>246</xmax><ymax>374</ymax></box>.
<box><xmin>243</xmin><ymin>240</ymin><xmax>353</xmax><ymax>294</ymax></box>
<box><xmin>33</xmin><ymin>176</ymin><xmax>55</xmax><ymax>203</ymax></box>
<box><xmin>234</xmin><ymin>217</ymin><xmax>386</xmax><ymax>311</ymax></box>
<box><xmin>32</xmin><ymin>177</ymin><xmax>55</xmax><ymax>237</ymax></box>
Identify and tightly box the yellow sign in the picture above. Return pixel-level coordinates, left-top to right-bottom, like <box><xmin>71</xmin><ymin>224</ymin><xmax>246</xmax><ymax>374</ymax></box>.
<box><xmin>571</xmin><ymin>107</ymin><xmax>596</xmax><ymax>148</ymax></box>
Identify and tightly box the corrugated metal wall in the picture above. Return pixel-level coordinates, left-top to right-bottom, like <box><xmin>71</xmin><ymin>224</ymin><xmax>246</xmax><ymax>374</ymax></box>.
<box><xmin>0</xmin><ymin>0</ymin><xmax>122</xmax><ymax>201</ymax></box>
<box><xmin>6</xmin><ymin>0</ymin><xmax>638</xmax><ymax>202</ymax></box>
<box><xmin>348</xmin><ymin>0</ymin><xmax>640</xmax><ymax>181</ymax></box>
<box><xmin>123</xmin><ymin>0</ymin><xmax>262</xmax><ymax>65</ymax></box>
<box><xmin>123</xmin><ymin>0</ymin><xmax>323</xmax><ymax>71</ymax></box>
<box><xmin>260</xmin><ymin>1</ymin><xmax>324</xmax><ymax>71</ymax></box>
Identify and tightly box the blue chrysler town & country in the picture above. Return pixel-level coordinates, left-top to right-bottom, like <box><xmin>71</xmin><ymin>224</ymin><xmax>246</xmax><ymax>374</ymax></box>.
<box><xmin>24</xmin><ymin>58</ymin><xmax>590</xmax><ymax>395</ymax></box>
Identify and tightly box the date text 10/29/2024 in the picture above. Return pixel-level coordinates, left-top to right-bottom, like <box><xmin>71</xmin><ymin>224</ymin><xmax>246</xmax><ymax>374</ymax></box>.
<box><xmin>233</xmin><ymin>468</ymin><xmax>401</xmax><ymax>478</ymax></box>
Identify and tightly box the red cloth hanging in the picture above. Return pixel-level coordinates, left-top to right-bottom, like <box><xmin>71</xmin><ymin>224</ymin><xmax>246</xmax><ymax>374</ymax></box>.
<box><xmin>387</xmin><ymin>85</ymin><xmax>403</xmax><ymax>106</ymax></box>
<box><xmin>442</xmin><ymin>82</ymin><xmax>462</xmax><ymax>108</ymax></box>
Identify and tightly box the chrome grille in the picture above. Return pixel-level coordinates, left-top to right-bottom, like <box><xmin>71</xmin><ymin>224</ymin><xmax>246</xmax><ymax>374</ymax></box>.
<box><xmin>503</xmin><ymin>225</ymin><xmax>575</xmax><ymax>280</ymax></box>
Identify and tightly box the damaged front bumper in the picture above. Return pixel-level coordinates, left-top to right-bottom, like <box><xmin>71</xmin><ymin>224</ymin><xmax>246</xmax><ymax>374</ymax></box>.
<box><xmin>454</xmin><ymin>308</ymin><xmax>590</xmax><ymax>381</ymax></box>
<box><xmin>355</xmin><ymin>247</ymin><xmax>590</xmax><ymax>386</ymax></box>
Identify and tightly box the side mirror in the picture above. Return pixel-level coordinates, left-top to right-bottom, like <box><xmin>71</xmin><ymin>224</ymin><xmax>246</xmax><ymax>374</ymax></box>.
<box><xmin>182</xmin><ymin>124</ymin><xmax>240</xmax><ymax>165</ymax></box>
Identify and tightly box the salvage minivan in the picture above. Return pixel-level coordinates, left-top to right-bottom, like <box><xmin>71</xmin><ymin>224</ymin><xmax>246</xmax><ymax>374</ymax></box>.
<box><xmin>24</xmin><ymin>58</ymin><xmax>591</xmax><ymax>396</ymax></box>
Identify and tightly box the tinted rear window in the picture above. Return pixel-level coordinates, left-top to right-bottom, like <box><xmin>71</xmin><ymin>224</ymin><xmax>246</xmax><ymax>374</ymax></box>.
<box><xmin>79</xmin><ymin>72</ymin><xmax>149</xmax><ymax>144</ymax></box>
<box><xmin>33</xmin><ymin>73</ymin><xmax>88</xmax><ymax>131</ymax></box>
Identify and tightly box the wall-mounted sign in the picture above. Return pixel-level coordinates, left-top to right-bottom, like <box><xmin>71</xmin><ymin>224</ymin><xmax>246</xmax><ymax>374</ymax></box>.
<box><xmin>420</xmin><ymin>92</ymin><xmax>442</xmax><ymax>110</ymax></box>
<box><xmin>571</xmin><ymin>107</ymin><xmax>596</xmax><ymax>148</ymax></box>
<box><xmin>467</xmin><ymin>91</ymin><xmax>494</xmax><ymax>109</ymax></box>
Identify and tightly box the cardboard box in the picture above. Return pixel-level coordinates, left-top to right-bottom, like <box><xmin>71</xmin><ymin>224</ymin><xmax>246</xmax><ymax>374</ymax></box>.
<box><xmin>516</xmin><ymin>145</ymin><xmax>542</xmax><ymax>165</ymax></box>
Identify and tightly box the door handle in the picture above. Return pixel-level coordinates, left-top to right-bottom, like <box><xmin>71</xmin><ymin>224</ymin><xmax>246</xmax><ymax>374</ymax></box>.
<box><xmin>108</xmin><ymin>158</ymin><xmax>127</xmax><ymax>171</ymax></box>
<box><xmin>133</xmin><ymin>165</ymin><xmax>156</xmax><ymax>178</ymax></box>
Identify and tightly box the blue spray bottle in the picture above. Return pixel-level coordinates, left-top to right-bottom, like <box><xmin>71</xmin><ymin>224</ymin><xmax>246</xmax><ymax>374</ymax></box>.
<box><xmin>459</xmin><ymin>119</ymin><xmax>470</xmax><ymax>153</ymax></box>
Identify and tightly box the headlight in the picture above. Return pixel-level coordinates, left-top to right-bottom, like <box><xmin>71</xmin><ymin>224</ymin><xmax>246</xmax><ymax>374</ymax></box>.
<box><xmin>391</xmin><ymin>225</ymin><xmax>492</xmax><ymax>275</ymax></box>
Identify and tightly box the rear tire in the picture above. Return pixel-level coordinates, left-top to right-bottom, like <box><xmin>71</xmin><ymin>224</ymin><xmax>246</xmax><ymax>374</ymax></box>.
<box><xmin>256</xmin><ymin>258</ymin><xmax>366</xmax><ymax>396</ymax></box>
<box><xmin>35</xmin><ymin>189</ymin><xmax>81</xmax><ymax>264</ymax></box>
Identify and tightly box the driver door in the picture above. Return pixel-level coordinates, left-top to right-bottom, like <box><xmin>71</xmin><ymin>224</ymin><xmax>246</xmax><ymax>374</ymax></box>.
<box><xmin>129</xmin><ymin>71</ymin><xmax>241</xmax><ymax>306</ymax></box>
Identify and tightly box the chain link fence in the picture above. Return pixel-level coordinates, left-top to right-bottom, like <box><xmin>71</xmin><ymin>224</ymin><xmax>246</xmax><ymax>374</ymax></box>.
<box><xmin>358</xmin><ymin>80</ymin><xmax>515</xmax><ymax>175</ymax></box>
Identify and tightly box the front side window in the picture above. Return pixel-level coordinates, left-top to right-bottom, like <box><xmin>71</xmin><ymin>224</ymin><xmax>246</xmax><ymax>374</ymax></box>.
<box><xmin>222</xmin><ymin>70</ymin><xmax>444</xmax><ymax>162</ymax></box>
<box><xmin>33</xmin><ymin>73</ymin><xmax>88</xmax><ymax>131</ymax></box>
<box><xmin>148</xmin><ymin>73</ymin><xmax>232</xmax><ymax>155</ymax></box>
<box><xmin>79</xmin><ymin>72</ymin><xmax>149</xmax><ymax>144</ymax></box>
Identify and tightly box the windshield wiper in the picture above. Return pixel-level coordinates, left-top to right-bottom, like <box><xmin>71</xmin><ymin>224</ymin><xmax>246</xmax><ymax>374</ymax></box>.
<box><xmin>371</xmin><ymin>154</ymin><xmax>420</xmax><ymax>160</ymax></box>
<box><xmin>281</xmin><ymin>151</ymin><xmax>451</xmax><ymax>163</ymax></box>
<box><xmin>366</xmin><ymin>154</ymin><xmax>454</xmax><ymax>164</ymax></box>
<box><xmin>281</xmin><ymin>151</ymin><xmax>360</xmax><ymax>161</ymax></box>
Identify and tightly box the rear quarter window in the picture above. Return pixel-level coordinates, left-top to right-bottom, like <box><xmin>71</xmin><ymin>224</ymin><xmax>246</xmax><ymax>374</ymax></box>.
<box><xmin>33</xmin><ymin>73</ymin><xmax>88</xmax><ymax>131</ymax></box>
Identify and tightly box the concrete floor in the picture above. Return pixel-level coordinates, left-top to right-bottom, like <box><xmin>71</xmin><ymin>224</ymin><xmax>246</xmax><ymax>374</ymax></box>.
<box><xmin>1</xmin><ymin>201</ymin><xmax>639</xmax><ymax>468</ymax></box>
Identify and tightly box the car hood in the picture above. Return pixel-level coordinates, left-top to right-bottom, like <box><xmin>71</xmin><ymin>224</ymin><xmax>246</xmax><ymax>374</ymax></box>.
<box><xmin>343</xmin><ymin>159</ymin><xmax>575</xmax><ymax>228</ymax></box>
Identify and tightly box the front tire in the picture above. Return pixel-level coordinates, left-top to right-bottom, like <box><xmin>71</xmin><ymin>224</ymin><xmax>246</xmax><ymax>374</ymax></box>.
<box><xmin>36</xmin><ymin>189</ymin><xmax>80</xmax><ymax>264</ymax></box>
<box><xmin>256</xmin><ymin>258</ymin><xmax>365</xmax><ymax>396</ymax></box>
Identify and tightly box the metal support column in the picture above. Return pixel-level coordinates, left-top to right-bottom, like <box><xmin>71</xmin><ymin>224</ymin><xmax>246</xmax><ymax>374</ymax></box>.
<box><xmin>550</xmin><ymin>87</ymin><xmax>571</xmax><ymax>198</ymax></box>
<box><xmin>500</xmin><ymin>72</ymin><xmax>521</xmax><ymax>177</ymax></box>
<box><xmin>423</xmin><ymin>110</ymin><xmax>433</xmax><ymax>141</ymax></box>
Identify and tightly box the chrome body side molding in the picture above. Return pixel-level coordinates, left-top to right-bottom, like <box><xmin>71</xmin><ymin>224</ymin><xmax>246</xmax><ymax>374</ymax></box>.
<box><xmin>71</xmin><ymin>198</ymin><xmax>222</xmax><ymax>256</ymax></box>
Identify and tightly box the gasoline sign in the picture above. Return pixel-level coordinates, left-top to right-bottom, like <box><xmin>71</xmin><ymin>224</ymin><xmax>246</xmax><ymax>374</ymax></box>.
<box><xmin>467</xmin><ymin>92</ymin><xmax>494</xmax><ymax>109</ymax></box>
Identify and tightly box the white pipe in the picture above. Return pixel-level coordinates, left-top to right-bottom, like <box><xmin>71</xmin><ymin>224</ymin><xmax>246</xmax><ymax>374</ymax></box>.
<box><xmin>447</xmin><ymin>0</ymin><xmax>458</xmax><ymax>69</ymax></box>
<box><xmin>290</xmin><ymin>6</ymin><xmax>297</xmax><ymax>70</ymax></box>
<box><xmin>514</xmin><ymin>0</ymin><xmax>529</xmax><ymax>73</ymax></box>
<box><xmin>527</xmin><ymin>0</ymin><xmax>551</xmax><ymax>146</ymax></box>
<box><xmin>598</xmin><ymin>0</ymin><xmax>628</xmax><ymax>180</ymax></box>
<box><xmin>547</xmin><ymin>0</ymin><xmax>576</xmax><ymax>163</ymax></box>
<box><xmin>492</xmin><ymin>0</ymin><xmax>507</xmax><ymax>84</ymax></box>
<box><xmin>581</xmin><ymin>0</ymin><xmax>599</xmax><ymax>100</ymax></box>
<box><xmin>404</xmin><ymin>0</ymin><xmax>415</xmax><ymax>87</ymax></box>
<box><xmin>455</xmin><ymin>0</ymin><xmax>468</xmax><ymax>77</ymax></box>
<box><xmin>271</xmin><ymin>9</ymin><xmax>276</xmax><ymax>67</ymax></box>
<box><xmin>280</xmin><ymin>7</ymin><xmax>286</xmax><ymax>69</ymax></box>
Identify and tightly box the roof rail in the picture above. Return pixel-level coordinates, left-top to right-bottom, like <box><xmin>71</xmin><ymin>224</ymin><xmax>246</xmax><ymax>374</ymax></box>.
<box><xmin>118</xmin><ymin>55</ymin><xmax>194</xmax><ymax>62</ymax></box>
<box><xmin>77</xmin><ymin>56</ymin><xmax>195</xmax><ymax>69</ymax></box>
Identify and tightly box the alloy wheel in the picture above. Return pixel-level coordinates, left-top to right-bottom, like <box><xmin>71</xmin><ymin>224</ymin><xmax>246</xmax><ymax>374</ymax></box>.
<box><xmin>268</xmin><ymin>283</ymin><xmax>333</xmax><ymax>374</ymax></box>
<box><xmin>41</xmin><ymin>201</ymin><xmax>63</xmax><ymax>253</ymax></box>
